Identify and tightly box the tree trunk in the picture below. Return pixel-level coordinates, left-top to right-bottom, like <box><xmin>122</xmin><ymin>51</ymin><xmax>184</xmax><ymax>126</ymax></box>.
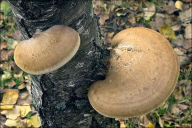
<box><xmin>8</xmin><ymin>0</ymin><xmax>115</xmax><ymax>127</ymax></box>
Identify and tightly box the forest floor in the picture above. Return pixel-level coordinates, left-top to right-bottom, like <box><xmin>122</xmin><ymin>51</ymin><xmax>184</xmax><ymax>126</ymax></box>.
<box><xmin>0</xmin><ymin>0</ymin><xmax>192</xmax><ymax>128</ymax></box>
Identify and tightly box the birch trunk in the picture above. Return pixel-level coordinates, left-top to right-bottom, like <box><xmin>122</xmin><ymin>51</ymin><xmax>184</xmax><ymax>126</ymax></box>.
<box><xmin>8</xmin><ymin>0</ymin><xmax>114</xmax><ymax>127</ymax></box>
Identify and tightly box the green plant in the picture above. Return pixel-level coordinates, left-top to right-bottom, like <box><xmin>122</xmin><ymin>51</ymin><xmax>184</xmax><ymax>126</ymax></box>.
<box><xmin>140</xmin><ymin>15</ymin><xmax>154</xmax><ymax>27</ymax></box>
<box><xmin>185</xmin><ymin>66</ymin><xmax>191</xmax><ymax>79</ymax></box>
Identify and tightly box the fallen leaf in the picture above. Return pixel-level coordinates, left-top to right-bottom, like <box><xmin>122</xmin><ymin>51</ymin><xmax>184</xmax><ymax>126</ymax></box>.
<box><xmin>0</xmin><ymin>89</ymin><xmax>19</xmax><ymax>109</ymax></box>
<box><xmin>156</xmin><ymin>112</ymin><xmax>164</xmax><ymax>128</ymax></box>
<box><xmin>163</xmin><ymin>114</ymin><xmax>175</xmax><ymax>121</ymax></box>
<box><xmin>181</xmin><ymin>0</ymin><xmax>191</xmax><ymax>2</ymax></box>
<box><xmin>28</xmin><ymin>114</ymin><xmax>41</xmax><ymax>127</ymax></box>
<box><xmin>120</xmin><ymin>122</ymin><xmax>126</xmax><ymax>128</ymax></box>
<box><xmin>4</xmin><ymin>119</ymin><xmax>17</xmax><ymax>127</ymax></box>
<box><xmin>6</xmin><ymin>30</ymin><xmax>22</xmax><ymax>39</ymax></box>
<box><xmin>5</xmin><ymin>79</ymin><xmax>16</xmax><ymax>88</ymax></box>
<box><xmin>1</xmin><ymin>105</ymin><xmax>20</xmax><ymax>119</ymax></box>
<box><xmin>0</xmin><ymin>50</ymin><xmax>14</xmax><ymax>61</ymax></box>
<box><xmin>184</xmin><ymin>24</ymin><xmax>192</xmax><ymax>39</ymax></box>
<box><xmin>183</xmin><ymin>39</ymin><xmax>192</xmax><ymax>49</ymax></box>
<box><xmin>143</xmin><ymin>2</ymin><xmax>155</xmax><ymax>20</ymax></box>
<box><xmin>139</xmin><ymin>115</ymin><xmax>153</xmax><ymax>127</ymax></box>
<box><xmin>1</xmin><ymin>71</ymin><xmax>12</xmax><ymax>80</ymax></box>
<box><xmin>115</xmin><ymin>8</ymin><xmax>127</xmax><ymax>17</ymax></box>
<box><xmin>16</xmin><ymin>118</ymin><xmax>32</xmax><ymax>128</ymax></box>
<box><xmin>173</xmin><ymin>86</ymin><xmax>184</xmax><ymax>100</ymax></box>
<box><xmin>150</xmin><ymin>15</ymin><xmax>164</xmax><ymax>30</ymax></box>
<box><xmin>18</xmin><ymin>82</ymin><xmax>26</xmax><ymax>90</ymax></box>
<box><xmin>159</xmin><ymin>24</ymin><xmax>176</xmax><ymax>39</ymax></box>
<box><xmin>98</xmin><ymin>13</ymin><xmax>109</xmax><ymax>25</ymax></box>
<box><xmin>164</xmin><ymin>1</ymin><xmax>177</xmax><ymax>14</ymax></box>
<box><xmin>104</xmin><ymin>32</ymin><xmax>114</xmax><ymax>46</ymax></box>
<box><xmin>171</xmin><ymin>34</ymin><xmax>184</xmax><ymax>46</ymax></box>
<box><xmin>171</xmin><ymin>104</ymin><xmax>181</xmax><ymax>116</ymax></box>
<box><xmin>19</xmin><ymin>103</ymin><xmax>31</xmax><ymax>117</ymax></box>
<box><xmin>175</xmin><ymin>1</ymin><xmax>183</xmax><ymax>11</ymax></box>
<box><xmin>128</xmin><ymin>13</ymin><xmax>136</xmax><ymax>24</ymax></box>
<box><xmin>18</xmin><ymin>91</ymin><xmax>29</xmax><ymax>100</ymax></box>
<box><xmin>182</xmin><ymin>124</ymin><xmax>192</xmax><ymax>128</ymax></box>
<box><xmin>0</xmin><ymin>41</ymin><xmax>7</xmax><ymax>50</ymax></box>
<box><xmin>9</xmin><ymin>40</ymin><xmax>19</xmax><ymax>49</ymax></box>
<box><xmin>176</xmin><ymin>104</ymin><xmax>188</xmax><ymax>111</ymax></box>
<box><xmin>0</xmin><ymin>115</ymin><xmax>6</xmax><ymax>128</ymax></box>
<box><xmin>147</xmin><ymin>122</ymin><xmax>155</xmax><ymax>128</ymax></box>
<box><xmin>26</xmin><ymin>82</ymin><xmax>32</xmax><ymax>95</ymax></box>
<box><xmin>179</xmin><ymin>8</ymin><xmax>192</xmax><ymax>22</ymax></box>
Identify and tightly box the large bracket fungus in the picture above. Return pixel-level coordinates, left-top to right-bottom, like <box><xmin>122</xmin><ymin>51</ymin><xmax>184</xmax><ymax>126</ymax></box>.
<box><xmin>88</xmin><ymin>27</ymin><xmax>180</xmax><ymax>118</ymax></box>
<box><xmin>14</xmin><ymin>25</ymin><xmax>80</xmax><ymax>75</ymax></box>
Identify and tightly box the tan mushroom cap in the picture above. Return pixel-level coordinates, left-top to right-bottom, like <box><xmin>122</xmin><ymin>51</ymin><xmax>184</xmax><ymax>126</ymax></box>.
<box><xmin>14</xmin><ymin>25</ymin><xmax>80</xmax><ymax>75</ymax></box>
<box><xmin>88</xmin><ymin>27</ymin><xmax>180</xmax><ymax>118</ymax></box>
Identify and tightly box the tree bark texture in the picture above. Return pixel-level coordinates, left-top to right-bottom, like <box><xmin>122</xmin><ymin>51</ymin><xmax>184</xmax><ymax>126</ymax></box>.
<box><xmin>7</xmin><ymin>0</ymin><xmax>114</xmax><ymax>127</ymax></box>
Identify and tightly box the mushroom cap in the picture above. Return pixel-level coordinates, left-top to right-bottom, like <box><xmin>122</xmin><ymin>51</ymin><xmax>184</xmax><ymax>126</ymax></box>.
<box><xmin>14</xmin><ymin>25</ymin><xmax>80</xmax><ymax>75</ymax></box>
<box><xmin>88</xmin><ymin>27</ymin><xmax>179</xmax><ymax>118</ymax></box>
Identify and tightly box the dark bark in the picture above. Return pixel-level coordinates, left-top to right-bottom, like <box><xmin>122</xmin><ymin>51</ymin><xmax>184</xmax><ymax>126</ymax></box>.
<box><xmin>7</xmin><ymin>0</ymin><xmax>114</xmax><ymax>127</ymax></box>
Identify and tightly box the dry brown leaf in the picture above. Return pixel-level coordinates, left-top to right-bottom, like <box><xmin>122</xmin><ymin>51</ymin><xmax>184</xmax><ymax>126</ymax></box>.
<box><xmin>0</xmin><ymin>41</ymin><xmax>7</xmax><ymax>50</ymax></box>
<box><xmin>185</xmin><ymin>24</ymin><xmax>192</xmax><ymax>39</ymax></box>
<box><xmin>173</xmin><ymin>86</ymin><xmax>184</xmax><ymax>100</ymax></box>
<box><xmin>26</xmin><ymin>82</ymin><xmax>32</xmax><ymax>95</ymax></box>
<box><xmin>104</xmin><ymin>32</ymin><xmax>114</xmax><ymax>46</ymax></box>
<box><xmin>143</xmin><ymin>2</ymin><xmax>155</xmax><ymax>20</ymax></box>
<box><xmin>0</xmin><ymin>115</ymin><xmax>6</xmax><ymax>128</ymax></box>
<box><xmin>182</xmin><ymin>124</ymin><xmax>192</xmax><ymax>128</ymax></box>
<box><xmin>17</xmin><ymin>94</ymin><xmax>33</xmax><ymax>105</ymax></box>
<box><xmin>156</xmin><ymin>112</ymin><xmax>164</xmax><ymax>128</ymax></box>
<box><xmin>150</xmin><ymin>15</ymin><xmax>164</xmax><ymax>30</ymax></box>
<box><xmin>18</xmin><ymin>82</ymin><xmax>26</xmax><ymax>90</ymax></box>
<box><xmin>18</xmin><ymin>91</ymin><xmax>29</xmax><ymax>100</ymax></box>
<box><xmin>176</xmin><ymin>103</ymin><xmax>189</xmax><ymax>110</ymax></box>
<box><xmin>98</xmin><ymin>13</ymin><xmax>109</xmax><ymax>25</ymax></box>
<box><xmin>183</xmin><ymin>39</ymin><xmax>192</xmax><ymax>49</ymax></box>
<box><xmin>128</xmin><ymin>13</ymin><xmax>136</xmax><ymax>24</ymax></box>
<box><xmin>163</xmin><ymin>1</ymin><xmax>177</xmax><ymax>14</ymax></box>
<box><xmin>163</xmin><ymin>114</ymin><xmax>175</xmax><ymax>121</ymax></box>
<box><xmin>6</xmin><ymin>30</ymin><xmax>21</xmax><ymax>39</ymax></box>
<box><xmin>0</xmin><ymin>89</ymin><xmax>19</xmax><ymax>109</ymax></box>
<box><xmin>1</xmin><ymin>105</ymin><xmax>20</xmax><ymax>119</ymax></box>
<box><xmin>5</xmin><ymin>79</ymin><xmax>16</xmax><ymax>88</ymax></box>
<box><xmin>175</xmin><ymin>1</ymin><xmax>183</xmax><ymax>11</ymax></box>
<box><xmin>0</xmin><ymin>50</ymin><xmax>14</xmax><ymax>61</ymax></box>
<box><xmin>16</xmin><ymin>118</ymin><xmax>32</xmax><ymax>128</ymax></box>
<box><xmin>171</xmin><ymin>104</ymin><xmax>181</xmax><ymax>115</ymax></box>
<box><xmin>139</xmin><ymin>115</ymin><xmax>153</xmax><ymax>127</ymax></box>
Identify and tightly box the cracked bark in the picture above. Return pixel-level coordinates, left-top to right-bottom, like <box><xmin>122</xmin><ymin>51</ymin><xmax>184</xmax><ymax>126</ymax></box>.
<box><xmin>7</xmin><ymin>0</ymin><xmax>115</xmax><ymax>127</ymax></box>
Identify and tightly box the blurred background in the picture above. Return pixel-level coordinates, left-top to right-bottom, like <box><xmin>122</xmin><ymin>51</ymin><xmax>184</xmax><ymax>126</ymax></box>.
<box><xmin>0</xmin><ymin>0</ymin><xmax>191</xmax><ymax>127</ymax></box>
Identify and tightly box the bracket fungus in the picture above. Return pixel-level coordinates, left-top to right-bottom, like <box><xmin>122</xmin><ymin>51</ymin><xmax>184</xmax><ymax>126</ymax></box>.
<box><xmin>14</xmin><ymin>25</ymin><xmax>80</xmax><ymax>75</ymax></box>
<box><xmin>88</xmin><ymin>27</ymin><xmax>180</xmax><ymax>118</ymax></box>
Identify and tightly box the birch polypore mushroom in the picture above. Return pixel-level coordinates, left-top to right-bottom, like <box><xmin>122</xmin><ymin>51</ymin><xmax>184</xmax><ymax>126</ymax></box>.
<box><xmin>88</xmin><ymin>27</ymin><xmax>179</xmax><ymax>118</ymax></box>
<box><xmin>14</xmin><ymin>25</ymin><xmax>80</xmax><ymax>75</ymax></box>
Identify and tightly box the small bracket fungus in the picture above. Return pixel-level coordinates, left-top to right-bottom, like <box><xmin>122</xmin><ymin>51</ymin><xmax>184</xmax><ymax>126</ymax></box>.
<box><xmin>14</xmin><ymin>25</ymin><xmax>80</xmax><ymax>75</ymax></box>
<box><xmin>88</xmin><ymin>27</ymin><xmax>180</xmax><ymax>118</ymax></box>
